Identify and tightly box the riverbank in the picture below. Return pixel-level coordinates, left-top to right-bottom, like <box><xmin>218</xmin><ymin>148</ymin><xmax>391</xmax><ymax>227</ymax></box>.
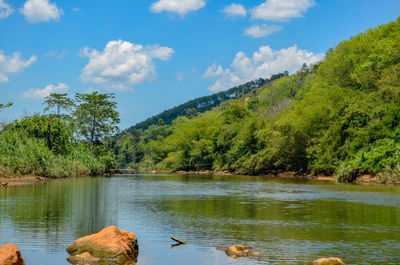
<box><xmin>174</xmin><ymin>170</ymin><xmax>383</xmax><ymax>185</ymax></box>
<box><xmin>0</xmin><ymin>175</ymin><xmax>49</xmax><ymax>187</ymax></box>
<box><xmin>0</xmin><ymin>170</ymin><xmax>387</xmax><ymax>188</ymax></box>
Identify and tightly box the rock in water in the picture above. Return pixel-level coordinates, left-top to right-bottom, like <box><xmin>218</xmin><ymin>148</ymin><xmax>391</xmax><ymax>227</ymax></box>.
<box><xmin>66</xmin><ymin>226</ymin><xmax>138</xmax><ymax>264</ymax></box>
<box><xmin>307</xmin><ymin>257</ymin><xmax>345</xmax><ymax>265</ymax></box>
<box><xmin>217</xmin><ymin>244</ymin><xmax>262</xmax><ymax>259</ymax></box>
<box><xmin>226</xmin><ymin>245</ymin><xmax>251</xmax><ymax>258</ymax></box>
<box><xmin>0</xmin><ymin>243</ymin><xmax>26</xmax><ymax>265</ymax></box>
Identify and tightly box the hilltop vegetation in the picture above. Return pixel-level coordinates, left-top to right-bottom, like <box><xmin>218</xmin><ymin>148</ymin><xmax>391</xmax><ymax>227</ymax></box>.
<box><xmin>110</xmin><ymin>18</ymin><xmax>400</xmax><ymax>183</ymax></box>
<box><xmin>128</xmin><ymin>75</ymin><xmax>286</xmax><ymax>131</ymax></box>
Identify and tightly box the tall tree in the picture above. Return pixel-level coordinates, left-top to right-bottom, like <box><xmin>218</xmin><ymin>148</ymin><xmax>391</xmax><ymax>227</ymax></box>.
<box><xmin>43</xmin><ymin>93</ymin><xmax>75</xmax><ymax>117</ymax></box>
<box><xmin>74</xmin><ymin>92</ymin><xmax>120</xmax><ymax>148</ymax></box>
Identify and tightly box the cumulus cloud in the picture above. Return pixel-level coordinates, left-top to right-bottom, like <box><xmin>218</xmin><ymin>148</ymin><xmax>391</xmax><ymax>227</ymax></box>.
<box><xmin>20</xmin><ymin>0</ymin><xmax>63</xmax><ymax>23</ymax></box>
<box><xmin>80</xmin><ymin>40</ymin><xmax>174</xmax><ymax>91</ymax></box>
<box><xmin>251</xmin><ymin>0</ymin><xmax>315</xmax><ymax>22</ymax></box>
<box><xmin>245</xmin><ymin>24</ymin><xmax>282</xmax><ymax>38</ymax></box>
<box><xmin>0</xmin><ymin>0</ymin><xmax>14</xmax><ymax>19</ymax></box>
<box><xmin>21</xmin><ymin>83</ymin><xmax>68</xmax><ymax>99</ymax></box>
<box><xmin>150</xmin><ymin>0</ymin><xmax>205</xmax><ymax>15</ymax></box>
<box><xmin>203</xmin><ymin>45</ymin><xmax>323</xmax><ymax>91</ymax></box>
<box><xmin>222</xmin><ymin>3</ymin><xmax>246</xmax><ymax>17</ymax></box>
<box><xmin>0</xmin><ymin>51</ymin><xmax>37</xmax><ymax>83</ymax></box>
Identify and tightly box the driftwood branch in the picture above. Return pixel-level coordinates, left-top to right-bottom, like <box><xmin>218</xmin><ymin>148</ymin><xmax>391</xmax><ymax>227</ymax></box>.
<box><xmin>170</xmin><ymin>236</ymin><xmax>188</xmax><ymax>245</ymax></box>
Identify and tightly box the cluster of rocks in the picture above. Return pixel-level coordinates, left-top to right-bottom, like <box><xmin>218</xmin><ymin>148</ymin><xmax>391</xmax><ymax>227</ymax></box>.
<box><xmin>0</xmin><ymin>226</ymin><xmax>345</xmax><ymax>265</ymax></box>
<box><xmin>175</xmin><ymin>170</ymin><xmax>237</xmax><ymax>175</ymax></box>
<box><xmin>216</xmin><ymin>245</ymin><xmax>345</xmax><ymax>264</ymax></box>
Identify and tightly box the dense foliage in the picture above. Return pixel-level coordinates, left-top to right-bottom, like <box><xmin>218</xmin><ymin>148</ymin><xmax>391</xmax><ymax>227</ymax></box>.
<box><xmin>0</xmin><ymin>92</ymin><xmax>119</xmax><ymax>178</ymax></box>
<box><xmin>111</xmin><ymin>18</ymin><xmax>400</xmax><ymax>183</ymax></box>
<box><xmin>74</xmin><ymin>92</ymin><xmax>120</xmax><ymax>147</ymax></box>
<box><xmin>128</xmin><ymin>75</ymin><xmax>286</xmax><ymax>132</ymax></box>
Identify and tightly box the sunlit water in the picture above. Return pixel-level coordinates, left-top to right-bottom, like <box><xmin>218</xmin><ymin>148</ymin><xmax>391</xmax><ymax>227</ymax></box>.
<box><xmin>1</xmin><ymin>174</ymin><xmax>400</xmax><ymax>265</ymax></box>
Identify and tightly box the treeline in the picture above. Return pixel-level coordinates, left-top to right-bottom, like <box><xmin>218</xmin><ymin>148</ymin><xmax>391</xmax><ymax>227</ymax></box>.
<box><xmin>110</xmin><ymin>17</ymin><xmax>400</xmax><ymax>183</ymax></box>
<box><xmin>109</xmin><ymin>75</ymin><xmax>288</xmax><ymax>167</ymax></box>
<box><xmin>0</xmin><ymin>92</ymin><xmax>119</xmax><ymax>178</ymax></box>
<box><xmin>128</xmin><ymin>74</ymin><xmax>287</xmax><ymax>132</ymax></box>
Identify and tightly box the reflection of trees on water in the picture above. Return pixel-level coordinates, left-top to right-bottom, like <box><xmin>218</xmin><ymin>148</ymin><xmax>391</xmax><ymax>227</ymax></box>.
<box><xmin>0</xmin><ymin>177</ymin><xmax>118</xmax><ymax>252</ymax></box>
<box><xmin>120</xmin><ymin>174</ymin><xmax>400</xmax><ymax>264</ymax></box>
<box><xmin>1</xmin><ymin>174</ymin><xmax>400</xmax><ymax>264</ymax></box>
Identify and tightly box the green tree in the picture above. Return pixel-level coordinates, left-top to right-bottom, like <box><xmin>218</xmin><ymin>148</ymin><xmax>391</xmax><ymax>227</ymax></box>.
<box><xmin>43</xmin><ymin>93</ymin><xmax>75</xmax><ymax>117</ymax></box>
<box><xmin>0</xmin><ymin>102</ymin><xmax>12</xmax><ymax>110</ymax></box>
<box><xmin>186</xmin><ymin>108</ymin><xmax>198</xmax><ymax>119</ymax></box>
<box><xmin>9</xmin><ymin>115</ymin><xmax>72</xmax><ymax>154</ymax></box>
<box><xmin>74</xmin><ymin>92</ymin><xmax>120</xmax><ymax>148</ymax></box>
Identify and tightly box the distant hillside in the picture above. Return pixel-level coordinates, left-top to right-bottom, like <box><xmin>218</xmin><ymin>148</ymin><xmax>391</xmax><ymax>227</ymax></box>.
<box><xmin>124</xmin><ymin>17</ymin><xmax>400</xmax><ymax>183</ymax></box>
<box><xmin>127</xmin><ymin>73</ymin><xmax>287</xmax><ymax>132</ymax></box>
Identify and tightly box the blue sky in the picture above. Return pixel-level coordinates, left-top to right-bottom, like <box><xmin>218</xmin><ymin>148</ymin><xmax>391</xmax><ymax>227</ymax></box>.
<box><xmin>1</xmin><ymin>0</ymin><xmax>399</xmax><ymax>129</ymax></box>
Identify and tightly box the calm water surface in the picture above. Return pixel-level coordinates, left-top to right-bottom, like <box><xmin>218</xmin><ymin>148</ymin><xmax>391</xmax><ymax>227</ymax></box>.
<box><xmin>0</xmin><ymin>174</ymin><xmax>400</xmax><ymax>265</ymax></box>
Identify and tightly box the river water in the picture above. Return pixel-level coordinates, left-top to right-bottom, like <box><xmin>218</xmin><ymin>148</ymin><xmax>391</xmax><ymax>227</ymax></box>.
<box><xmin>0</xmin><ymin>174</ymin><xmax>400</xmax><ymax>265</ymax></box>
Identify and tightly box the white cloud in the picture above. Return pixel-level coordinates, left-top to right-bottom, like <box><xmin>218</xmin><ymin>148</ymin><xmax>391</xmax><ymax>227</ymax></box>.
<box><xmin>245</xmin><ymin>24</ymin><xmax>282</xmax><ymax>38</ymax></box>
<box><xmin>20</xmin><ymin>0</ymin><xmax>63</xmax><ymax>23</ymax></box>
<box><xmin>21</xmin><ymin>83</ymin><xmax>68</xmax><ymax>99</ymax></box>
<box><xmin>222</xmin><ymin>3</ymin><xmax>246</xmax><ymax>17</ymax></box>
<box><xmin>150</xmin><ymin>0</ymin><xmax>205</xmax><ymax>15</ymax></box>
<box><xmin>251</xmin><ymin>0</ymin><xmax>315</xmax><ymax>22</ymax></box>
<box><xmin>0</xmin><ymin>51</ymin><xmax>37</xmax><ymax>83</ymax></box>
<box><xmin>203</xmin><ymin>63</ymin><xmax>223</xmax><ymax>78</ymax></box>
<box><xmin>80</xmin><ymin>40</ymin><xmax>174</xmax><ymax>91</ymax></box>
<box><xmin>72</xmin><ymin>7</ymin><xmax>80</xmax><ymax>12</ymax></box>
<box><xmin>0</xmin><ymin>0</ymin><xmax>14</xmax><ymax>19</ymax></box>
<box><xmin>203</xmin><ymin>45</ymin><xmax>323</xmax><ymax>91</ymax></box>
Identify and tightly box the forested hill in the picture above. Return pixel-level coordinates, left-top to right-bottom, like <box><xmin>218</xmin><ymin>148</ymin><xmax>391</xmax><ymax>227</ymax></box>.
<box><xmin>109</xmin><ymin>17</ymin><xmax>400</xmax><ymax>183</ymax></box>
<box><xmin>127</xmin><ymin>74</ymin><xmax>286</xmax><ymax>132</ymax></box>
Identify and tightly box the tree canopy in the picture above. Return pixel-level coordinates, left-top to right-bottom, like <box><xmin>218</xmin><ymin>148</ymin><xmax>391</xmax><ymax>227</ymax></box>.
<box><xmin>43</xmin><ymin>93</ymin><xmax>75</xmax><ymax>117</ymax></box>
<box><xmin>127</xmin><ymin>75</ymin><xmax>287</xmax><ymax>132</ymax></box>
<box><xmin>0</xmin><ymin>102</ymin><xmax>12</xmax><ymax>110</ymax></box>
<box><xmin>74</xmin><ymin>92</ymin><xmax>120</xmax><ymax>147</ymax></box>
<box><xmin>109</xmin><ymin>17</ymin><xmax>400</xmax><ymax>183</ymax></box>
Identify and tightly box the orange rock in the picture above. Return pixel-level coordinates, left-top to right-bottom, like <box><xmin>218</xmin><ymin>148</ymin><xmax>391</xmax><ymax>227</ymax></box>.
<box><xmin>66</xmin><ymin>226</ymin><xmax>138</xmax><ymax>264</ymax></box>
<box><xmin>225</xmin><ymin>245</ymin><xmax>251</xmax><ymax>258</ymax></box>
<box><xmin>151</xmin><ymin>169</ymin><xmax>157</xmax><ymax>174</ymax></box>
<box><xmin>307</xmin><ymin>257</ymin><xmax>345</xmax><ymax>265</ymax></box>
<box><xmin>218</xmin><ymin>244</ymin><xmax>262</xmax><ymax>259</ymax></box>
<box><xmin>0</xmin><ymin>243</ymin><xmax>26</xmax><ymax>265</ymax></box>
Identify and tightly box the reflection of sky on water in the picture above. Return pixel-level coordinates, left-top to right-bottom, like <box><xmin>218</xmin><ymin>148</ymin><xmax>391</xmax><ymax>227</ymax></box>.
<box><xmin>0</xmin><ymin>174</ymin><xmax>400</xmax><ymax>265</ymax></box>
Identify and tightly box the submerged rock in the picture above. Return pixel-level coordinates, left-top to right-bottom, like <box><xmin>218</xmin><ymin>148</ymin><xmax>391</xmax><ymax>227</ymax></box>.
<box><xmin>0</xmin><ymin>243</ymin><xmax>26</xmax><ymax>265</ymax></box>
<box><xmin>0</xmin><ymin>181</ymin><xmax>7</xmax><ymax>187</ymax></box>
<box><xmin>226</xmin><ymin>245</ymin><xmax>250</xmax><ymax>258</ymax></box>
<box><xmin>217</xmin><ymin>244</ymin><xmax>262</xmax><ymax>259</ymax></box>
<box><xmin>66</xmin><ymin>226</ymin><xmax>138</xmax><ymax>265</ymax></box>
<box><xmin>67</xmin><ymin>252</ymin><xmax>100</xmax><ymax>264</ymax></box>
<box><xmin>307</xmin><ymin>257</ymin><xmax>345</xmax><ymax>265</ymax></box>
